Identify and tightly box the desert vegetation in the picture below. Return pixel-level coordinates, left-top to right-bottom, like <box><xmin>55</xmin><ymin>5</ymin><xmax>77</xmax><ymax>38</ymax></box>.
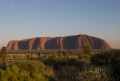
<box><xmin>0</xmin><ymin>47</ymin><xmax>120</xmax><ymax>81</ymax></box>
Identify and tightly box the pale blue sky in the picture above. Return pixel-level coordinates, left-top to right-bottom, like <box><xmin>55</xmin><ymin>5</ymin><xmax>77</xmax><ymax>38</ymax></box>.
<box><xmin>0</xmin><ymin>0</ymin><xmax>120</xmax><ymax>48</ymax></box>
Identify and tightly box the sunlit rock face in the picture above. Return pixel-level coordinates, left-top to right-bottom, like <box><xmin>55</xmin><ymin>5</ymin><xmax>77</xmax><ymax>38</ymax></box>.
<box><xmin>7</xmin><ymin>34</ymin><xmax>111</xmax><ymax>50</ymax></box>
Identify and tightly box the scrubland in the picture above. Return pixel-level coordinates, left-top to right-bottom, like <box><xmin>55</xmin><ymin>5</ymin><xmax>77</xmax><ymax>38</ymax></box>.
<box><xmin>0</xmin><ymin>49</ymin><xmax>120</xmax><ymax>81</ymax></box>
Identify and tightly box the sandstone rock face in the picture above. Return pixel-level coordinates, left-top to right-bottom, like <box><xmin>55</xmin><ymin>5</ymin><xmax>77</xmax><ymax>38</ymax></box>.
<box><xmin>7</xmin><ymin>34</ymin><xmax>111</xmax><ymax>50</ymax></box>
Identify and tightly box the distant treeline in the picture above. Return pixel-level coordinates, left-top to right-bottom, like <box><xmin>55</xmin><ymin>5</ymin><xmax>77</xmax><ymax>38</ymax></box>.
<box><xmin>7</xmin><ymin>49</ymin><xmax>108</xmax><ymax>54</ymax></box>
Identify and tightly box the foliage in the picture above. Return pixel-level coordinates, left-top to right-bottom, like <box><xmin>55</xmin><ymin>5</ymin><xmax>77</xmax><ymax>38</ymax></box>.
<box><xmin>90</xmin><ymin>50</ymin><xmax>120</xmax><ymax>66</ymax></box>
<box><xmin>56</xmin><ymin>64</ymin><xmax>112</xmax><ymax>81</ymax></box>
<box><xmin>1</xmin><ymin>49</ymin><xmax>120</xmax><ymax>81</ymax></box>
<box><xmin>83</xmin><ymin>45</ymin><xmax>92</xmax><ymax>55</ymax></box>
<box><xmin>91</xmin><ymin>50</ymin><xmax>120</xmax><ymax>80</ymax></box>
<box><xmin>91</xmin><ymin>52</ymin><xmax>112</xmax><ymax>66</ymax></box>
<box><xmin>0</xmin><ymin>47</ymin><xmax>7</xmax><ymax>63</ymax></box>
<box><xmin>77</xmin><ymin>66</ymin><xmax>112</xmax><ymax>81</ymax></box>
<box><xmin>44</xmin><ymin>57</ymin><xmax>84</xmax><ymax>70</ymax></box>
<box><xmin>13</xmin><ymin>60</ymin><xmax>46</xmax><ymax>76</ymax></box>
<box><xmin>0</xmin><ymin>61</ymin><xmax>49</xmax><ymax>81</ymax></box>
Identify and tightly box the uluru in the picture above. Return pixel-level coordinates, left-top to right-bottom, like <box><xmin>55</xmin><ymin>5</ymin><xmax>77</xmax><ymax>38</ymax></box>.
<box><xmin>7</xmin><ymin>34</ymin><xmax>111</xmax><ymax>50</ymax></box>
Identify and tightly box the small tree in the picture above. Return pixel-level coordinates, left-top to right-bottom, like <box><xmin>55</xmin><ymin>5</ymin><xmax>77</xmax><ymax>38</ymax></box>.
<box><xmin>58</xmin><ymin>50</ymin><xmax>62</xmax><ymax>58</ymax></box>
<box><xmin>1</xmin><ymin>47</ymin><xmax>7</xmax><ymax>63</ymax></box>
<box><xmin>45</xmin><ymin>53</ymin><xmax>47</xmax><ymax>59</ymax></box>
<box><xmin>83</xmin><ymin>45</ymin><xmax>92</xmax><ymax>62</ymax></box>
<box><xmin>78</xmin><ymin>53</ymin><xmax>82</xmax><ymax>60</ymax></box>
<box><xmin>13</xmin><ymin>55</ymin><xmax>16</xmax><ymax>62</ymax></box>
<box><xmin>83</xmin><ymin>45</ymin><xmax>92</xmax><ymax>55</ymax></box>
<box><xmin>26</xmin><ymin>55</ymin><xmax>30</xmax><ymax>60</ymax></box>
<box><xmin>38</xmin><ymin>53</ymin><xmax>41</xmax><ymax>60</ymax></box>
<box><xmin>63</xmin><ymin>51</ymin><xmax>66</xmax><ymax>57</ymax></box>
<box><xmin>31</xmin><ymin>53</ymin><xmax>33</xmax><ymax>60</ymax></box>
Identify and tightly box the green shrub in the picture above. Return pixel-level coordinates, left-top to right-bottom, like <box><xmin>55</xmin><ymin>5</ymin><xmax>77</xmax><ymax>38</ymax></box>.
<box><xmin>90</xmin><ymin>52</ymin><xmax>112</xmax><ymax>66</ymax></box>
<box><xmin>76</xmin><ymin>66</ymin><xmax>112</xmax><ymax>81</ymax></box>
<box><xmin>0</xmin><ymin>61</ymin><xmax>49</xmax><ymax>81</ymax></box>
<box><xmin>90</xmin><ymin>50</ymin><xmax>120</xmax><ymax>80</ymax></box>
<box><xmin>83</xmin><ymin>45</ymin><xmax>92</xmax><ymax>55</ymax></box>
<box><xmin>56</xmin><ymin>66</ymin><xmax>79</xmax><ymax>81</ymax></box>
<box><xmin>56</xmin><ymin>65</ymin><xmax>112</xmax><ymax>81</ymax></box>
<box><xmin>14</xmin><ymin>60</ymin><xmax>46</xmax><ymax>76</ymax></box>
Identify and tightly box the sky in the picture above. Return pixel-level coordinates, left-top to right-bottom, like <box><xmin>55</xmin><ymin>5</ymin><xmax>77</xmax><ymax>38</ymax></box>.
<box><xmin>0</xmin><ymin>0</ymin><xmax>120</xmax><ymax>49</ymax></box>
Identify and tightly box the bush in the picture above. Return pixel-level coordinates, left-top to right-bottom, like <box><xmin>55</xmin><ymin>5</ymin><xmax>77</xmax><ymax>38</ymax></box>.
<box><xmin>83</xmin><ymin>45</ymin><xmax>92</xmax><ymax>55</ymax></box>
<box><xmin>56</xmin><ymin>65</ymin><xmax>112</xmax><ymax>81</ymax></box>
<box><xmin>76</xmin><ymin>66</ymin><xmax>112</xmax><ymax>81</ymax></box>
<box><xmin>0</xmin><ymin>60</ymin><xmax>49</xmax><ymax>81</ymax></box>
<box><xmin>56</xmin><ymin>66</ymin><xmax>79</xmax><ymax>81</ymax></box>
<box><xmin>90</xmin><ymin>50</ymin><xmax>120</xmax><ymax>80</ymax></box>
<box><xmin>90</xmin><ymin>52</ymin><xmax>112</xmax><ymax>66</ymax></box>
<box><xmin>13</xmin><ymin>60</ymin><xmax>46</xmax><ymax>76</ymax></box>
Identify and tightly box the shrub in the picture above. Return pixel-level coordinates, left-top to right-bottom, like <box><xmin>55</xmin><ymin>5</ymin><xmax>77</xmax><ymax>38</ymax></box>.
<box><xmin>0</xmin><ymin>47</ymin><xmax>7</xmax><ymax>64</ymax></box>
<box><xmin>90</xmin><ymin>50</ymin><xmax>120</xmax><ymax>80</ymax></box>
<box><xmin>13</xmin><ymin>60</ymin><xmax>46</xmax><ymax>76</ymax></box>
<box><xmin>83</xmin><ymin>45</ymin><xmax>92</xmax><ymax>55</ymax></box>
<box><xmin>76</xmin><ymin>66</ymin><xmax>112</xmax><ymax>81</ymax></box>
<box><xmin>56</xmin><ymin>65</ymin><xmax>112</xmax><ymax>81</ymax></box>
<box><xmin>56</xmin><ymin>66</ymin><xmax>79</xmax><ymax>81</ymax></box>
<box><xmin>90</xmin><ymin>52</ymin><xmax>112</xmax><ymax>66</ymax></box>
<box><xmin>0</xmin><ymin>61</ymin><xmax>49</xmax><ymax>81</ymax></box>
